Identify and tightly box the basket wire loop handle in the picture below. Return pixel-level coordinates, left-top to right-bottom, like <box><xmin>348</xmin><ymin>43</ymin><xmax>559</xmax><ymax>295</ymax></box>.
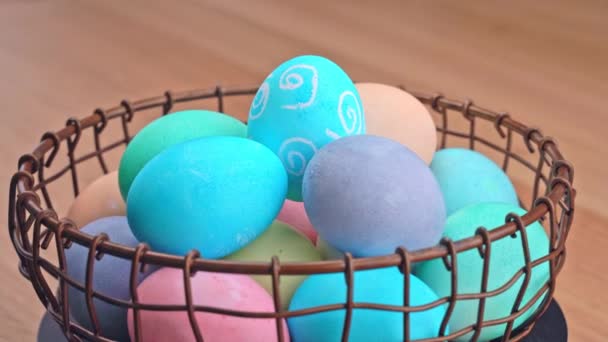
<box><xmin>270</xmin><ymin>256</ymin><xmax>286</xmax><ymax>342</ymax></box>
<box><xmin>341</xmin><ymin>253</ymin><xmax>355</xmax><ymax>342</ymax></box>
<box><xmin>18</xmin><ymin>153</ymin><xmax>40</xmax><ymax>174</ymax></box>
<box><xmin>163</xmin><ymin>91</ymin><xmax>174</xmax><ymax>115</ymax></box>
<box><xmin>55</xmin><ymin>219</ymin><xmax>76</xmax><ymax>340</ymax></box>
<box><xmin>215</xmin><ymin>86</ymin><xmax>225</xmax><ymax>113</ymax></box>
<box><xmin>461</xmin><ymin>99</ymin><xmax>476</xmax><ymax>150</ymax></box>
<box><xmin>92</xmin><ymin>108</ymin><xmax>109</xmax><ymax>174</ymax></box>
<box><xmin>548</xmin><ymin>177</ymin><xmax>575</xmax><ymax>259</ymax></box>
<box><xmin>471</xmin><ymin>227</ymin><xmax>491</xmax><ymax>342</ymax></box>
<box><xmin>85</xmin><ymin>233</ymin><xmax>110</xmax><ymax>337</ymax></box>
<box><xmin>523</xmin><ymin>127</ymin><xmax>543</xmax><ymax>153</ymax></box>
<box><xmin>501</xmin><ymin>213</ymin><xmax>533</xmax><ymax>341</ymax></box>
<box><xmin>65</xmin><ymin>118</ymin><xmax>82</xmax><ymax>197</ymax></box>
<box><xmin>430</xmin><ymin>93</ymin><xmax>448</xmax><ymax>149</ymax></box>
<box><xmin>494</xmin><ymin>113</ymin><xmax>513</xmax><ymax>171</ymax></box>
<box><xmin>550</xmin><ymin>159</ymin><xmax>574</xmax><ymax>185</ymax></box>
<box><xmin>120</xmin><ymin>100</ymin><xmax>135</xmax><ymax>145</ymax></box>
<box><xmin>438</xmin><ymin>237</ymin><xmax>457</xmax><ymax>338</ymax></box>
<box><xmin>129</xmin><ymin>243</ymin><xmax>150</xmax><ymax>342</ymax></box>
<box><xmin>39</xmin><ymin>132</ymin><xmax>61</xmax><ymax>209</ymax></box>
<box><xmin>395</xmin><ymin>247</ymin><xmax>411</xmax><ymax>342</ymax></box>
<box><xmin>32</xmin><ymin>209</ymin><xmax>61</xmax><ymax>312</ymax></box>
<box><xmin>183</xmin><ymin>250</ymin><xmax>204</xmax><ymax>342</ymax></box>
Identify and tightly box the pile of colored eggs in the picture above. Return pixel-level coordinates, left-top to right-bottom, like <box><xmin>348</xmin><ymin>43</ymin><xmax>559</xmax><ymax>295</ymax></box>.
<box><xmin>40</xmin><ymin>55</ymin><xmax>550</xmax><ymax>342</ymax></box>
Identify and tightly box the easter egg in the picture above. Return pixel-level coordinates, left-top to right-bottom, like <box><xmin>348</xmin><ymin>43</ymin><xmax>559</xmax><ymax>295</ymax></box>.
<box><xmin>414</xmin><ymin>203</ymin><xmax>550</xmax><ymax>341</ymax></box>
<box><xmin>288</xmin><ymin>267</ymin><xmax>447</xmax><ymax>341</ymax></box>
<box><xmin>316</xmin><ymin>236</ymin><xmax>344</xmax><ymax>260</ymax></box>
<box><xmin>128</xmin><ymin>268</ymin><xmax>289</xmax><ymax>342</ymax></box>
<box><xmin>127</xmin><ymin>136</ymin><xmax>287</xmax><ymax>258</ymax></box>
<box><xmin>37</xmin><ymin>312</ymin><xmax>67</xmax><ymax>342</ymax></box>
<box><xmin>356</xmin><ymin>83</ymin><xmax>436</xmax><ymax>164</ymax></box>
<box><xmin>224</xmin><ymin>220</ymin><xmax>321</xmax><ymax>309</ymax></box>
<box><xmin>118</xmin><ymin>110</ymin><xmax>246</xmax><ymax>199</ymax></box>
<box><xmin>66</xmin><ymin>171</ymin><xmax>125</xmax><ymax>228</ymax></box>
<box><xmin>247</xmin><ymin>55</ymin><xmax>365</xmax><ymax>201</ymax></box>
<box><xmin>431</xmin><ymin>148</ymin><xmax>518</xmax><ymax>216</ymax></box>
<box><xmin>277</xmin><ymin>199</ymin><xmax>317</xmax><ymax>242</ymax></box>
<box><xmin>303</xmin><ymin>135</ymin><xmax>446</xmax><ymax>257</ymax></box>
<box><xmin>66</xmin><ymin>216</ymin><xmax>157</xmax><ymax>341</ymax></box>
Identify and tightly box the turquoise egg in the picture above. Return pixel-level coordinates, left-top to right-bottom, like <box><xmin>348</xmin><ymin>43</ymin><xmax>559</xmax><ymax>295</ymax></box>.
<box><xmin>431</xmin><ymin>148</ymin><xmax>519</xmax><ymax>215</ymax></box>
<box><xmin>288</xmin><ymin>267</ymin><xmax>447</xmax><ymax>341</ymax></box>
<box><xmin>118</xmin><ymin>110</ymin><xmax>247</xmax><ymax>200</ymax></box>
<box><xmin>247</xmin><ymin>55</ymin><xmax>365</xmax><ymax>201</ymax></box>
<box><xmin>127</xmin><ymin>136</ymin><xmax>288</xmax><ymax>258</ymax></box>
<box><xmin>414</xmin><ymin>203</ymin><xmax>550</xmax><ymax>341</ymax></box>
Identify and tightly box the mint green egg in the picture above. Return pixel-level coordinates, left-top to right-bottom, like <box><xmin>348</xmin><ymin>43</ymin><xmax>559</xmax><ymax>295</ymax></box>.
<box><xmin>118</xmin><ymin>110</ymin><xmax>246</xmax><ymax>200</ymax></box>
<box><xmin>414</xmin><ymin>203</ymin><xmax>550</xmax><ymax>341</ymax></box>
<box><xmin>225</xmin><ymin>220</ymin><xmax>321</xmax><ymax>309</ymax></box>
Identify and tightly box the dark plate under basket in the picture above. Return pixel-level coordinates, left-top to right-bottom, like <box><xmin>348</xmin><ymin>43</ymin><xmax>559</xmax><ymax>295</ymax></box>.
<box><xmin>8</xmin><ymin>85</ymin><xmax>575</xmax><ymax>342</ymax></box>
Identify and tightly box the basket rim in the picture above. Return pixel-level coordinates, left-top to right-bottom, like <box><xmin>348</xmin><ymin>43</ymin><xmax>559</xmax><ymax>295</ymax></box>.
<box><xmin>13</xmin><ymin>85</ymin><xmax>575</xmax><ymax>275</ymax></box>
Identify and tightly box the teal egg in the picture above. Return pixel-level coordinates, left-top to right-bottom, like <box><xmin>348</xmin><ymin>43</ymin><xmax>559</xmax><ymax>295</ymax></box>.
<box><xmin>288</xmin><ymin>267</ymin><xmax>447</xmax><ymax>341</ymax></box>
<box><xmin>414</xmin><ymin>203</ymin><xmax>550</xmax><ymax>341</ymax></box>
<box><xmin>118</xmin><ymin>110</ymin><xmax>247</xmax><ymax>200</ymax></box>
<box><xmin>127</xmin><ymin>136</ymin><xmax>287</xmax><ymax>258</ymax></box>
<box><xmin>430</xmin><ymin>148</ymin><xmax>518</xmax><ymax>215</ymax></box>
<box><xmin>247</xmin><ymin>55</ymin><xmax>365</xmax><ymax>201</ymax></box>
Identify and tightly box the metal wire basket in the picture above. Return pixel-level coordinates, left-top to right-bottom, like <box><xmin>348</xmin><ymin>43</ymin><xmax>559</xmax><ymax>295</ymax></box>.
<box><xmin>8</xmin><ymin>85</ymin><xmax>575</xmax><ymax>342</ymax></box>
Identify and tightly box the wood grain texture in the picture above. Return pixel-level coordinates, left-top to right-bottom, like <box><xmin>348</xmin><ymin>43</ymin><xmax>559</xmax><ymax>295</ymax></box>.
<box><xmin>0</xmin><ymin>1</ymin><xmax>606</xmax><ymax>341</ymax></box>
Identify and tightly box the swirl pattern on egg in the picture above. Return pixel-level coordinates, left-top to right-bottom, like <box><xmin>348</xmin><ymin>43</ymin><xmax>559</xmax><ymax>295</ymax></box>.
<box><xmin>248</xmin><ymin>55</ymin><xmax>365</xmax><ymax>201</ymax></box>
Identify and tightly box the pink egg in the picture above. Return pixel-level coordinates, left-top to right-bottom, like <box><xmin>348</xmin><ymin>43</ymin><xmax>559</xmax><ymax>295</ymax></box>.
<box><xmin>128</xmin><ymin>268</ymin><xmax>289</xmax><ymax>342</ymax></box>
<box><xmin>277</xmin><ymin>200</ymin><xmax>317</xmax><ymax>243</ymax></box>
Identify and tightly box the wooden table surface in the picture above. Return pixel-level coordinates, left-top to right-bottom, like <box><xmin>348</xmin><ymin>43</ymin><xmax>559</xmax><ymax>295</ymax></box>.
<box><xmin>1</xmin><ymin>1</ymin><xmax>606</xmax><ymax>341</ymax></box>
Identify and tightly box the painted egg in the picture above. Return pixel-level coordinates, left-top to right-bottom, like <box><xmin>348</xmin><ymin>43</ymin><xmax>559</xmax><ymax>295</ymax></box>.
<box><xmin>431</xmin><ymin>148</ymin><xmax>519</xmax><ymax>216</ymax></box>
<box><xmin>276</xmin><ymin>199</ymin><xmax>317</xmax><ymax>243</ymax></box>
<box><xmin>414</xmin><ymin>203</ymin><xmax>550</xmax><ymax>341</ymax></box>
<box><xmin>66</xmin><ymin>171</ymin><xmax>125</xmax><ymax>228</ymax></box>
<box><xmin>128</xmin><ymin>268</ymin><xmax>290</xmax><ymax>342</ymax></box>
<box><xmin>356</xmin><ymin>83</ymin><xmax>436</xmax><ymax>164</ymax></box>
<box><xmin>37</xmin><ymin>312</ymin><xmax>66</xmax><ymax>342</ymax></box>
<box><xmin>127</xmin><ymin>136</ymin><xmax>287</xmax><ymax>258</ymax></box>
<box><xmin>224</xmin><ymin>220</ymin><xmax>321</xmax><ymax>309</ymax></box>
<box><xmin>247</xmin><ymin>55</ymin><xmax>365</xmax><ymax>201</ymax></box>
<box><xmin>66</xmin><ymin>216</ymin><xmax>157</xmax><ymax>341</ymax></box>
<box><xmin>303</xmin><ymin>135</ymin><xmax>446</xmax><ymax>257</ymax></box>
<box><xmin>316</xmin><ymin>236</ymin><xmax>344</xmax><ymax>260</ymax></box>
<box><xmin>288</xmin><ymin>267</ymin><xmax>447</xmax><ymax>341</ymax></box>
<box><xmin>118</xmin><ymin>110</ymin><xmax>246</xmax><ymax>199</ymax></box>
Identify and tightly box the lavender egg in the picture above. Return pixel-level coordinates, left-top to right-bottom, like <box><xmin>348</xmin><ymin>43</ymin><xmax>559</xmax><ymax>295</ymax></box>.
<box><xmin>37</xmin><ymin>312</ymin><xmax>66</xmax><ymax>342</ymax></box>
<box><xmin>302</xmin><ymin>135</ymin><xmax>446</xmax><ymax>257</ymax></box>
<box><xmin>66</xmin><ymin>216</ymin><xmax>157</xmax><ymax>341</ymax></box>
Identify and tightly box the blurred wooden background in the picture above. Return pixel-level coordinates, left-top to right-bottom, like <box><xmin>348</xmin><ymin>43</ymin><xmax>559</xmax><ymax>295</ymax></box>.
<box><xmin>0</xmin><ymin>1</ymin><xmax>606</xmax><ymax>341</ymax></box>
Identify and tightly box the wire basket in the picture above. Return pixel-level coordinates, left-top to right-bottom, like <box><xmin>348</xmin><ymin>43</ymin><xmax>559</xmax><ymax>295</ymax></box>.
<box><xmin>8</xmin><ymin>85</ymin><xmax>575</xmax><ymax>342</ymax></box>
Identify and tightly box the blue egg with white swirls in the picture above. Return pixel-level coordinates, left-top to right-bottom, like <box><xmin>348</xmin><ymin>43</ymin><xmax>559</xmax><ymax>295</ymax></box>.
<box><xmin>248</xmin><ymin>55</ymin><xmax>365</xmax><ymax>201</ymax></box>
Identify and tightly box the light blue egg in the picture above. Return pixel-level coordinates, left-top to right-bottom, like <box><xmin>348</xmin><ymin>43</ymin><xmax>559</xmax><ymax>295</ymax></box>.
<box><xmin>414</xmin><ymin>203</ymin><xmax>550</xmax><ymax>341</ymax></box>
<box><xmin>127</xmin><ymin>136</ymin><xmax>287</xmax><ymax>258</ymax></box>
<box><xmin>288</xmin><ymin>267</ymin><xmax>447</xmax><ymax>341</ymax></box>
<box><xmin>248</xmin><ymin>55</ymin><xmax>365</xmax><ymax>201</ymax></box>
<box><xmin>430</xmin><ymin>148</ymin><xmax>519</xmax><ymax>216</ymax></box>
<box><xmin>303</xmin><ymin>135</ymin><xmax>446</xmax><ymax>257</ymax></box>
<box><xmin>66</xmin><ymin>216</ymin><xmax>157</xmax><ymax>341</ymax></box>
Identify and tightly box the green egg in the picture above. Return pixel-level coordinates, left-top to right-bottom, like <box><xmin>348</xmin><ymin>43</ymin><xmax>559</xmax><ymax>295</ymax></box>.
<box><xmin>414</xmin><ymin>202</ymin><xmax>550</xmax><ymax>341</ymax></box>
<box><xmin>118</xmin><ymin>110</ymin><xmax>246</xmax><ymax>199</ymax></box>
<box><xmin>224</xmin><ymin>220</ymin><xmax>321</xmax><ymax>310</ymax></box>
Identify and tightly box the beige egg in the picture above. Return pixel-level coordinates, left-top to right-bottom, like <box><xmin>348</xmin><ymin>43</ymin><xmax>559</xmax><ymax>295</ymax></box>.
<box><xmin>66</xmin><ymin>171</ymin><xmax>126</xmax><ymax>228</ymax></box>
<box><xmin>357</xmin><ymin>83</ymin><xmax>437</xmax><ymax>164</ymax></box>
